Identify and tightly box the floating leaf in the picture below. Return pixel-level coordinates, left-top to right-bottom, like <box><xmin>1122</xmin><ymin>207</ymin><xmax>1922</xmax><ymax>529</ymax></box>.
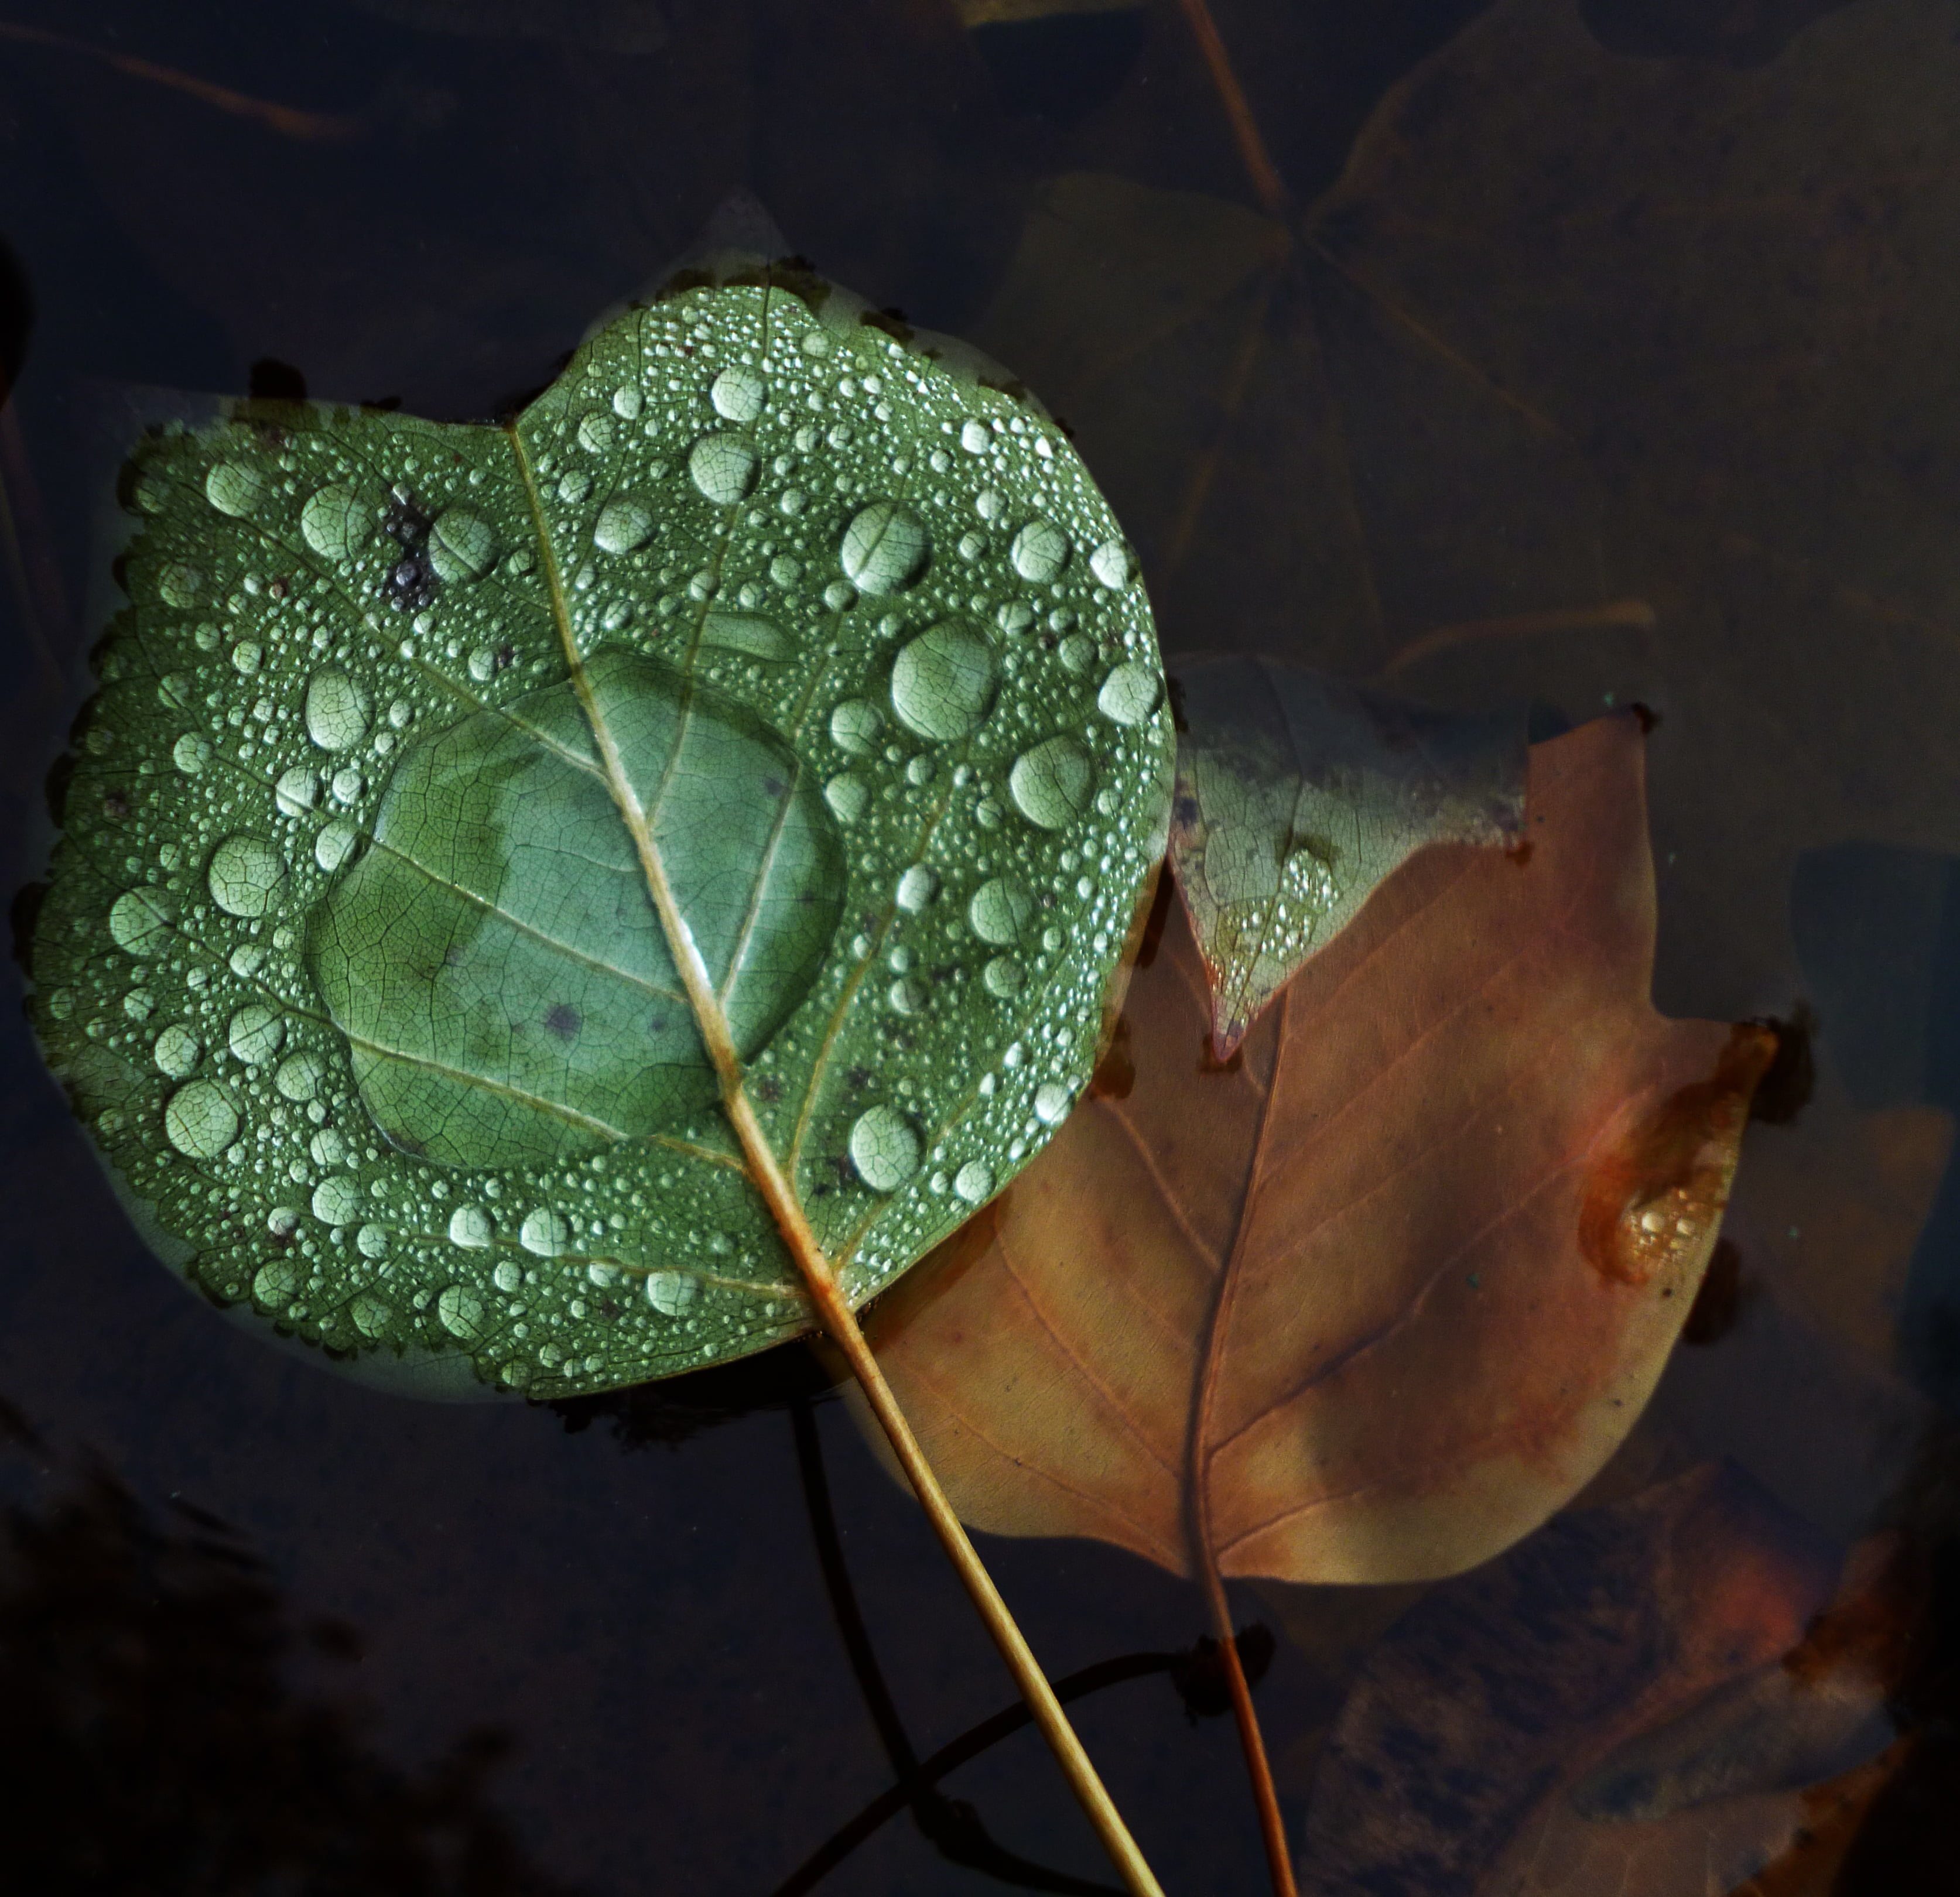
<box><xmin>27</xmin><ymin>265</ymin><xmax>1174</xmax><ymax>1402</ymax></box>
<box><xmin>1297</xmin><ymin>1461</ymin><xmax>1841</xmax><ymax>1896</ymax></box>
<box><xmin>1167</xmin><ymin>655</ymin><xmax>1525</xmax><ymax>1057</ymax></box>
<box><xmin>867</xmin><ymin>717</ymin><xmax>1772</xmax><ymax>1583</ymax></box>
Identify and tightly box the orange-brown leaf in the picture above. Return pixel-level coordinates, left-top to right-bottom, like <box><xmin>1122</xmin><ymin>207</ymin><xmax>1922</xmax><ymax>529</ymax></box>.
<box><xmin>867</xmin><ymin>715</ymin><xmax>1774</xmax><ymax>1584</ymax></box>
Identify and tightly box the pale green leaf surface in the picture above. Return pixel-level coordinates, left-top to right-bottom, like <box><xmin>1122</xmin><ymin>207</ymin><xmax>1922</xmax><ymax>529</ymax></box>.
<box><xmin>1168</xmin><ymin>656</ymin><xmax>1524</xmax><ymax>1057</ymax></box>
<box><xmin>31</xmin><ymin>268</ymin><xmax>1173</xmax><ymax>1401</ymax></box>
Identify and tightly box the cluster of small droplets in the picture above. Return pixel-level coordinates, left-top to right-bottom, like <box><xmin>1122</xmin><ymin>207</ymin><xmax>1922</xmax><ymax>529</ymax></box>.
<box><xmin>29</xmin><ymin>273</ymin><xmax>1172</xmax><ymax>1400</ymax></box>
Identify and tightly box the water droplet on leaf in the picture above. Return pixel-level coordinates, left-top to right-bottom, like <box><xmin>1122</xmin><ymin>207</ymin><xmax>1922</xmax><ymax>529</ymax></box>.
<box><xmin>840</xmin><ymin>501</ymin><xmax>929</xmax><ymax>595</ymax></box>
<box><xmin>1009</xmin><ymin>518</ymin><xmax>1070</xmax><ymax>584</ymax></box>
<box><xmin>165</xmin><ymin>1080</ymin><xmax>238</xmax><ymax>1159</ymax></box>
<box><xmin>890</xmin><ymin>621</ymin><xmax>996</xmax><ymax>741</ymax></box>
<box><xmin>1008</xmin><ymin>736</ymin><xmax>1094</xmax><ymax>830</ymax></box>
<box><xmin>710</xmin><ymin>366</ymin><xmax>766</xmax><ymax>422</ymax></box>
<box><xmin>850</xmin><ymin>1105</ymin><xmax>919</xmax><ymax>1193</ymax></box>
<box><xmin>207</xmin><ymin>835</ymin><xmax>287</xmax><ymax>917</ymax></box>
<box><xmin>689</xmin><ymin>434</ymin><xmax>758</xmax><ymax>505</ymax></box>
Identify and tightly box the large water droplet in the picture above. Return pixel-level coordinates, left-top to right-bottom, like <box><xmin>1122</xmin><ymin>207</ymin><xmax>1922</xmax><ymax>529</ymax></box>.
<box><xmin>207</xmin><ymin>835</ymin><xmax>287</xmax><ymax>917</ymax></box>
<box><xmin>521</xmin><ymin>1207</ymin><xmax>572</xmax><ymax>1256</ymax></box>
<box><xmin>830</xmin><ymin>698</ymin><xmax>884</xmax><ymax>755</ymax></box>
<box><xmin>1089</xmin><ymin>538</ymin><xmax>1133</xmax><ymax>588</ymax></box>
<box><xmin>227</xmin><ymin>1004</ymin><xmax>285</xmax><ymax>1067</ymax></box>
<box><xmin>312</xmin><ymin>1176</ymin><xmax>362</xmax><ymax>1225</ymax></box>
<box><xmin>612</xmin><ymin>383</ymin><xmax>644</xmax><ymax>420</ymax></box>
<box><xmin>1009</xmin><ymin>517</ymin><xmax>1070</xmax><ymax>584</ymax></box>
<box><xmin>1034</xmin><ymin>1080</ymin><xmax>1073</xmax><ymax>1125</ymax></box>
<box><xmin>108</xmin><ymin>889</ymin><xmax>175</xmax><ymax>957</ymax></box>
<box><xmin>896</xmin><ymin>865</ymin><xmax>939</xmax><ymax>912</ymax></box>
<box><xmin>840</xmin><ymin>501</ymin><xmax>929</xmax><ymax>595</ymax></box>
<box><xmin>274</xmin><ymin>767</ymin><xmax>318</xmax><ymax>816</ymax></box>
<box><xmin>254</xmin><ymin>1258</ymin><xmax>299</xmax><ymax>1307</ymax></box>
<box><xmin>888</xmin><ymin>977</ymin><xmax>926</xmax><ymax>1014</ymax></box>
<box><xmin>275</xmin><ymin>1050</ymin><xmax>323</xmax><ymax>1102</ymax></box>
<box><xmin>689</xmin><ymin>433</ymin><xmax>758</xmax><ymax>505</ymax></box>
<box><xmin>983</xmin><ymin>956</ymin><xmax>1023</xmax><ymax>998</ymax></box>
<box><xmin>305</xmin><ymin>670</ymin><xmax>370</xmax><ymax>751</ymax></box>
<box><xmin>1097</xmin><ymin>662</ymin><xmax>1162</xmax><ymax>726</ymax></box>
<box><xmin>825</xmin><ymin>773</ymin><xmax>868</xmax><ymax>825</ymax></box>
<box><xmin>154</xmin><ymin>1024</ymin><xmax>201</xmax><ymax>1078</ymax></box>
<box><xmin>890</xmin><ymin>621</ymin><xmax>996</xmax><ymax>741</ymax></box>
<box><xmin>158</xmin><ymin>564</ymin><xmax>201</xmax><ymax>609</ymax></box>
<box><xmin>700</xmin><ymin>611</ymin><xmax>789</xmax><ymax>659</ymax></box>
<box><xmin>314</xmin><ymin>820</ymin><xmax>360</xmax><ymax>875</ymax></box>
<box><xmin>165</xmin><ymin>1080</ymin><xmax>238</xmax><ymax>1160</ymax></box>
<box><xmin>1008</xmin><ymin>736</ymin><xmax>1094</xmax><ymax>830</ymax></box>
<box><xmin>356</xmin><ymin>1224</ymin><xmax>390</xmax><ymax>1261</ymax></box>
<box><xmin>594</xmin><ymin>496</ymin><xmax>653</xmax><ymax>554</ymax></box>
<box><xmin>427</xmin><ymin>507</ymin><xmax>497</xmax><ymax>581</ymax></box>
<box><xmin>493</xmin><ymin>1258</ymin><xmax>523</xmax><ymax>1293</ymax></box>
<box><xmin>710</xmin><ymin>365</ymin><xmax>767</xmax><ymax>422</ymax></box>
<box><xmin>447</xmin><ymin>1205</ymin><xmax>494</xmax><ymax>1249</ymax></box>
<box><xmin>206</xmin><ymin>460</ymin><xmax>268</xmax><ymax>519</ymax></box>
<box><xmin>438</xmin><ymin>1282</ymin><xmax>487</xmax><ymax>1338</ymax></box>
<box><xmin>173</xmin><ymin>734</ymin><xmax>211</xmax><ymax>775</ymax></box>
<box><xmin>301</xmin><ymin>484</ymin><xmax>370</xmax><ymax>561</ymax></box>
<box><xmin>647</xmin><ymin>1271</ymin><xmax>699</xmax><ymax>1317</ymax></box>
<box><xmin>954</xmin><ymin>1161</ymin><xmax>993</xmax><ymax>1204</ymax></box>
<box><xmin>350</xmin><ymin>1288</ymin><xmax>392</xmax><ymax>1330</ymax></box>
<box><xmin>850</xmin><ymin>1105</ymin><xmax>919</xmax><ymax>1193</ymax></box>
<box><xmin>960</xmin><ymin>420</ymin><xmax>991</xmax><ymax>454</ymax></box>
<box><xmin>969</xmin><ymin>876</ymin><xmax>1034</xmax><ymax>946</ymax></box>
<box><xmin>577</xmin><ymin>410</ymin><xmax>615</xmax><ymax>454</ymax></box>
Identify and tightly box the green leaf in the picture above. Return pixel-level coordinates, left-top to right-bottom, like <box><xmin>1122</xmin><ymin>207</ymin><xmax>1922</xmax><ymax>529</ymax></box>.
<box><xmin>1168</xmin><ymin>656</ymin><xmax>1524</xmax><ymax>1057</ymax></box>
<box><xmin>29</xmin><ymin>264</ymin><xmax>1174</xmax><ymax>1402</ymax></box>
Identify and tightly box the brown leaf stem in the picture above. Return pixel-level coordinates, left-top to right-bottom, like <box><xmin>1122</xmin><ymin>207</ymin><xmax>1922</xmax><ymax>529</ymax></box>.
<box><xmin>0</xmin><ymin>21</ymin><xmax>361</xmax><ymax>141</ymax></box>
<box><xmin>1188</xmin><ymin>987</ymin><xmax>1299</xmax><ymax>1897</ymax></box>
<box><xmin>1173</xmin><ymin>0</ymin><xmax>1288</xmax><ymax>218</ymax></box>
<box><xmin>515</xmin><ymin>432</ymin><xmax>1165</xmax><ymax>1897</ymax></box>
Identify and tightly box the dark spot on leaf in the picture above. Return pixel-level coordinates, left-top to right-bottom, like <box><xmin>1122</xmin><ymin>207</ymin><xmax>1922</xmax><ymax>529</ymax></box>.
<box><xmin>544</xmin><ymin>1004</ymin><xmax>580</xmax><ymax>1043</ymax></box>
<box><xmin>1579</xmin><ymin>1022</ymin><xmax>1777</xmax><ymax>1285</ymax></box>
<box><xmin>753</xmin><ymin>1076</ymin><xmax>782</xmax><ymax>1105</ymax></box>
<box><xmin>442</xmin><ymin>946</ymin><xmax>464</xmax><ymax>967</ymax></box>
<box><xmin>1091</xmin><ymin>1017</ymin><xmax>1134</xmax><ymax>1100</ymax></box>
<box><xmin>1507</xmin><ymin>838</ymin><xmax>1535</xmax><ymax>867</ymax></box>
<box><xmin>846</xmin><ymin>1066</ymin><xmax>871</xmax><ymax>1091</ymax></box>
<box><xmin>1170</xmin><ymin>1624</ymin><xmax>1274</xmax><ymax>1723</ymax></box>
<box><xmin>383</xmin><ymin>554</ymin><xmax>435</xmax><ymax>613</ymax></box>
<box><xmin>762</xmin><ymin>775</ymin><xmax>786</xmax><ymax>799</ymax></box>
<box><xmin>1172</xmin><ymin>795</ymin><xmax>1200</xmax><ymax>828</ymax></box>
<box><xmin>1199</xmin><ymin>1037</ymin><xmax>1244</xmax><ymax>1076</ymax></box>
<box><xmin>495</xmin><ymin>645</ymin><xmax>515</xmax><ymax>671</ymax></box>
<box><xmin>1747</xmin><ymin>1001</ymin><xmax>1815</xmax><ymax>1125</ymax></box>
<box><xmin>102</xmin><ymin>790</ymin><xmax>129</xmax><ymax>821</ymax></box>
<box><xmin>648</xmin><ymin>1015</ymin><xmax>668</xmax><ymax>1036</ymax></box>
<box><xmin>861</xmin><ymin>306</ymin><xmax>914</xmax><ymax>344</ymax></box>
<box><xmin>1682</xmin><ymin>1238</ymin><xmax>1749</xmax><ymax>1345</ymax></box>
<box><xmin>1135</xmin><ymin>869</ymin><xmax>1175</xmax><ymax>968</ymax></box>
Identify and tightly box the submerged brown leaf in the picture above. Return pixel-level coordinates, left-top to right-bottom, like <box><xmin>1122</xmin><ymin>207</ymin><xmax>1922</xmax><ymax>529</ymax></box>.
<box><xmin>971</xmin><ymin>0</ymin><xmax>1960</xmax><ymax>1030</ymax></box>
<box><xmin>868</xmin><ymin>717</ymin><xmax>1774</xmax><ymax>1584</ymax></box>
<box><xmin>1295</xmin><ymin>1460</ymin><xmax>1846</xmax><ymax>1897</ymax></box>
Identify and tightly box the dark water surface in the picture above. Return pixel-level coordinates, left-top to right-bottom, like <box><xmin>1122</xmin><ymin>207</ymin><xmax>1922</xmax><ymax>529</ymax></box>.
<box><xmin>3</xmin><ymin>1</ymin><xmax>1958</xmax><ymax>1892</ymax></box>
